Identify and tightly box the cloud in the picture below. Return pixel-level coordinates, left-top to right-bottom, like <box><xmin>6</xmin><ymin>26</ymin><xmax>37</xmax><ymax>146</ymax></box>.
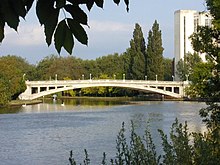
<box><xmin>4</xmin><ymin>24</ymin><xmax>45</xmax><ymax>46</ymax></box>
<box><xmin>89</xmin><ymin>20</ymin><xmax>133</xmax><ymax>32</ymax></box>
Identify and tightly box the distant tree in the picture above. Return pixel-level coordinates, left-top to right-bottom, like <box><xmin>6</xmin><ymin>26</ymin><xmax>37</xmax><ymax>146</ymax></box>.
<box><xmin>146</xmin><ymin>20</ymin><xmax>164</xmax><ymax>80</ymax></box>
<box><xmin>163</xmin><ymin>58</ymin><xmax>173</xmax><ymax>81</ymax></box>
<box><xmin>35</xmin><ymin>55</ymin><xmax>86</xmax><ymax>80</ymax></box>
<box><xmin>176</xmin><ymin>53</ymin><xmax>202</xmax><ymax>81</ymax></box>
<box><xmin>185</xmin><ymin>62</ymin><xmax>214</xmax><ymax>98</ymax></box>
<box><xmin>83</xmin><ymin>59</ymin><xmax>100</xmax><ymax>79</ymax></box>
<box><xmin>96</xmin><ymin>53</ymin><xmax>124</xmax><ymax>78</ymax></box>
<box><xmin>0</xmin><ymin>55</ymin><xmax>33</xmax><ymax>101</ymax></box>
<box><xmin>0</xmin><ymin>0</ymin><xmax>129</xmax><ymax>55</ymax></box>
<box><xmin>126</xmin><ymin>23</ymin><xmax>146</xmax><ymax>79</ymax></box>
<box><xmin>0</xmin><ymin>78</ymin><xmax>10</xmax><ymax>105</ymax></box>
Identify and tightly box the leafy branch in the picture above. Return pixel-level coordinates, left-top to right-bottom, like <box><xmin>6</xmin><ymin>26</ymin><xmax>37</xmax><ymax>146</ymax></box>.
<box><xmin>0</xmin><ymin>0</ymin><xmax>129</xmax><ymax>54</ymax></box>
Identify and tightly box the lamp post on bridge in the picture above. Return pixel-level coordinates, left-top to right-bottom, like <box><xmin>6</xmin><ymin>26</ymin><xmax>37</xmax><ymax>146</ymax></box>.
<box><xmin>90</xmin><ymin>73</ymin><xmax>92</xmax><ymax>81</ymax></box>
<box><xmin>114</xmin><ymin>74</ymin><xmax>116</xmax><ymax>80</ymax></box>
<box><xmin>145</xmin><ymin>75</ymin><xmax>147</xmax><ymax>81</ymax></box>
<box><xmin>186</xmin><ymin>74</ymin><xmax>189</xmax><ymax>81</ymax></box>
<box><xmin>156</xmin><ymin>74</ymin><xmax>158</xmax><ymax>82</ymax></box>
<box><xmin>172</xmin><ymin>75</ymin><xmax>175</xmax><ymax>81</ymax></box>
<box><xmin>55</xmin><ymin>74</ymin><xmax>57</xmax><ymax>81</ymax></box>
<box><xmin>22</xmin><ymin>73</ymin><xmax>26</xmax><ymax>81</ymax></box>
<box><xmin>82</xmin><ymin>74</ymin><xmax>84</xmax><ymax>80</ymax></box>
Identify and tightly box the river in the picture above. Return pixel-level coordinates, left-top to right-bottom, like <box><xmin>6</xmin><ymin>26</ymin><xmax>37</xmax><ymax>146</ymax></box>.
<box><xmin>0</xmin><ymin>99</ymin><xmax>207</xmax><ymax>165</ymax></box>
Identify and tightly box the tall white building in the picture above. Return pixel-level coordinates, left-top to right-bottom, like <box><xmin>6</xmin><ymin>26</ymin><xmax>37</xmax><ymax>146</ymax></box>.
<box><xmin>174</xmin><ymin>10</ymin><xmax>212</xmax><ymax>80</ymax></box>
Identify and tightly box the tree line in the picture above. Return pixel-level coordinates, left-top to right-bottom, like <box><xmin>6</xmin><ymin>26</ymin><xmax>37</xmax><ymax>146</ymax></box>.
<box><xmin>0</xmin><ymin>21</ymin><xmax>173</xmax><ymax>105</ymax></box>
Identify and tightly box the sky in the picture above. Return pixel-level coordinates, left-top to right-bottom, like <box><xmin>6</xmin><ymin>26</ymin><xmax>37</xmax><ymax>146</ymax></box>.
<box><xmin>0</xmin><ymin>0</ymin><xmax>207</xmax><ymax>64</ymax></box>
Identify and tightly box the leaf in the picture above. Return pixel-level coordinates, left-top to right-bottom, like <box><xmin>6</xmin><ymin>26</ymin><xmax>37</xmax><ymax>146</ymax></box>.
<box><xmin>56</xmin><ymin>0</ymin><xmax>66</xmax><ymax>9</ymax></box>
<box><xmin>86</xmin><ymin>1</ymin><xmax>95</xmax><ymax>11</ymax></box>
<box><xmin>64</xmin><ymin>4</ymin><xmax>88</xmax><ymax>25</ymax></box>
<box><xmin>0</xmin><ymin>26</ymin><xmax>4</xmax><ymax>43</ymax></box>
<box><xmin>54</xmin><ymin>20</ymin><xmax>66</xmax><ymax>53</ymax></box>
<box><xmin>36</xmin><ymin>0</ymin><xmax>59</xmax><ymax>45</ymax></box>
<box><xmin>113</xmin><ymin>0</ymin><xmax>120</xmax><ymax>5</ymax></box>
<box><xmin>23</xmin><ymin>0</ymin><xmax>34</xmax><ymax>12</ymax></box>
<box><xmin>1</xmin><ymin>0</ymin><xmax>19</xmax><ymax>31</ymax></box>
<box><xmin>63</xmin><ymin>26</ymin><xmax>74</xmax><ymax>54</ymax></box>
<box><xmin>44</xmin><ymin>9</ymin><xmax>59</xmax><ymax>46</ymax></box>
<box><xmin>124</xmin><ymin>0</ymin><xmax>129</xmax><ymax>12</ymax></box>
<box><xmin>10</xmin><ymin>0</ymin><xmax>26</xmax><ymax>18</ymax></box>
<box><xmin>36</xmin><ymin>0</ymin><xmax>54</xmax><ymax>25</ymax></box>
<box><xmin>54</xmin><ymin>20</ymin><xmax>74</xmax><ymax>54</ymax></box>
<box><xmin>67</xmin><ymin>18</ymin><xmax>88</xmax><ymax>45</ymax></box>
<box><xmin>94</xmin><ymin>0</ymin><xmax>104</xmax><ymax>8</ymax></box>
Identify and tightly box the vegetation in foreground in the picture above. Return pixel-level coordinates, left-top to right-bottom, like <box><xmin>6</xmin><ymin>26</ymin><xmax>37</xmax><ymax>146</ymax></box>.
<box><xmin>68</xmin><ymin>119</ymin><xmax>220</xmax><ymax>165</ymax></box>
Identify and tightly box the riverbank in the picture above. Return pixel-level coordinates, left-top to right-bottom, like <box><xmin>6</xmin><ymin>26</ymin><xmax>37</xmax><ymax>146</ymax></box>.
<box><xmin>4</xmin><ymin>96</ymin><xmax>205</xmax><ymax>108</ymax></box>
<box><xmin>7</xmin><ymin>100</ymin><xmax>43</xmax><ymax>107</ymax></box>
<box><xmin>53</xmin><ymin>95</ymin><xmax>185</xmax><ymax>101</ymax></box>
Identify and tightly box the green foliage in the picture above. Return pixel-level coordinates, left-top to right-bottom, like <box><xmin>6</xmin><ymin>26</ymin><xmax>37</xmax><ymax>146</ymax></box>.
<box><xmin>163</xmin><ymin>58</ymin><xmax>173</xmax><ymax>81</ymax></box>
<box><xmin>146</xmin><ymin>20</ymin><xmax>164</xmax><ymax>80</ymax></box>
<box><xmin>68</xmin><ymin>119</ymin><xmax>220</xmax><ymax>164</ymax></box>
<box><xmin>54</xmin><ymin>19</ymin><xmax>74</xmax><ymax>54</ymax></box>
<box><xmin>69</xmin><ymin>121</ymin><xmax>160</xmax><ymax>165</ymax></box>
<box><xmin>69</xmin><ymin>149</ymin><xmax>90</xmax><ymax>165</ymax></box>
<box><xmin>190</xmin><ymin>0</ymin><xmax>220</xmax><ymax>132</ymax></box>
<box><xmin>0</xmin><ymin>55</ymin><xmax>34</xmax><ymax>103</ymax></box>
<box><xmin>185</xmin><ymin>62</ymin><xmax>213</xmax><ymax>98</ymax></box>
<box><xmin>96</xmin><ymin>53</ymin><xmax>124</xmax><ymax>77</ymax></box>
<box><xmin>206</xmin><ymin>0</ymin><xmax>220</xmax><ymax>29</ymax></box>
<box><xmin>176</xmin><ymin>53</ymin><xmax>202</xmax><ymax>81</ymax></box>
<box><xmin>124</xmin><ymin>23</ymin><xmax>146</xmax><ymax>80</ymax></box>
<box><xmin>0</xmin><ymin>78</ymin><xmax>10</xmax><ymax>105</ymax></box>
<box><xmin>34</xmin><ymin>55</ymin><xmax>86</xmax><ymax>80</ymax></box>
<box><xmin>0</xmin><ymin>0</ymin><xmax>129</xmax><ymax>54</ymax></box>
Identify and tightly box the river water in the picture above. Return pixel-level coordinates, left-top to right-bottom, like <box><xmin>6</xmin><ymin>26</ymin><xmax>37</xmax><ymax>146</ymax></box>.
<box><xmin>0</xmin><ymin>99</ymin><xmax>207</xmax><ymax>165</ymax></box>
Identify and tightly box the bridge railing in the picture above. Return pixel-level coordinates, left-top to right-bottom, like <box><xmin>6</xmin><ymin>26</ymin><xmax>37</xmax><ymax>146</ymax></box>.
<box><xmin>26</xmin><ymin>79</ymin><xmax>188</xmax><ymax>85</ymax></box>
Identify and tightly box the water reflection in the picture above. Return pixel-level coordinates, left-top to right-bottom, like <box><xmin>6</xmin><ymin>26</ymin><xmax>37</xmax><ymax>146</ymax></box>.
<box><xmin>0</xmin><ymin>106</ymin><xmax>21</xmax><ymax>114</ymax></box>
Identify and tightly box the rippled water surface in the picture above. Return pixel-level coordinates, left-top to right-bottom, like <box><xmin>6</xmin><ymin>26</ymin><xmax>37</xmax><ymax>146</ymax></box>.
<box><xmin>0</xmin><ymin>100</ymin><xmax>206</xmax><ymax>164</ymax></box>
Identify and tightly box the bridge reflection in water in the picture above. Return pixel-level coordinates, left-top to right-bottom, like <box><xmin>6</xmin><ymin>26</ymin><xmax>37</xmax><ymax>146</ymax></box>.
<box><xmin>19</xmin><ymin>79</ymin><xmax>189</xmax><ymax>100</ymax></box>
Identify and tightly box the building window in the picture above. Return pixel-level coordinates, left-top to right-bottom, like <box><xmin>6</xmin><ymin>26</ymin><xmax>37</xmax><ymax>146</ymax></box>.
<box><xmin>205</xmin><ymin>19</ymin><xmax>211</xmax><ymax>27</ymax></box>
<box><xmin>194</xmin><ymin>17</ymin><xmax>198</xmax><ymax>32</ymax></box>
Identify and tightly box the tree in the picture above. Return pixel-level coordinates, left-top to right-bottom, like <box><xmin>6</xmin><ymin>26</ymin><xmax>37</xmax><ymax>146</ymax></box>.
<box><xmin>189</xmin><ymin>0</ymin><xmax>220</xmax><ymax>149</ymax></box>
<box><xmin>176</xmin><ymin>53</ymin><xmax>202</xmax><ymax>81</ymax></box>
<box><xmin>34</xmin><ymin>55</ymin><xmax>86</xmax><ymax>80</ymax></box>
<box><xmin>0</xmin><ymin>0</ymin><xmax>129</xmax><ymax>55</ymax></box>
<box><xmin>126</xmin><ymin>23</ymin><xmax>146</xmax><ymax>79</ymax></box>
<box><xmin>163</xmin><ymin>58</ymin><xmax>173</xmax><ymax>81</ymax></box>
<box><xmin>0</xmin><ymin>78</ymin><xmax>10</xmax><ymax>105</ymax></box>
<box><xmin>96</xmin><ymin>53</ymin><xmax>124</xmax><ymax>78</ymax></box>
<box><xmin>185</xmin><ymin>62</ymin><xmax>214</xmax><ymax>98</ymax></box>
<box><xmin>146</xmin><ymin>20</ymin><xmax>164</xmax><ymax>80</ymax></box>
<box><xmin>0</xmin><ymin>55</ymin><xmax>33</xmax><ymax>101</ymax></box>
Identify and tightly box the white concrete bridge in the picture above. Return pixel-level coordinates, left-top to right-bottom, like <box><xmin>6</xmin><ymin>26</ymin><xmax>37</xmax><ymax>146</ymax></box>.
<box><xmin>19</xmin><ymin>79</ymin><xmax>189</xmax><ymax>100</ymax></box>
